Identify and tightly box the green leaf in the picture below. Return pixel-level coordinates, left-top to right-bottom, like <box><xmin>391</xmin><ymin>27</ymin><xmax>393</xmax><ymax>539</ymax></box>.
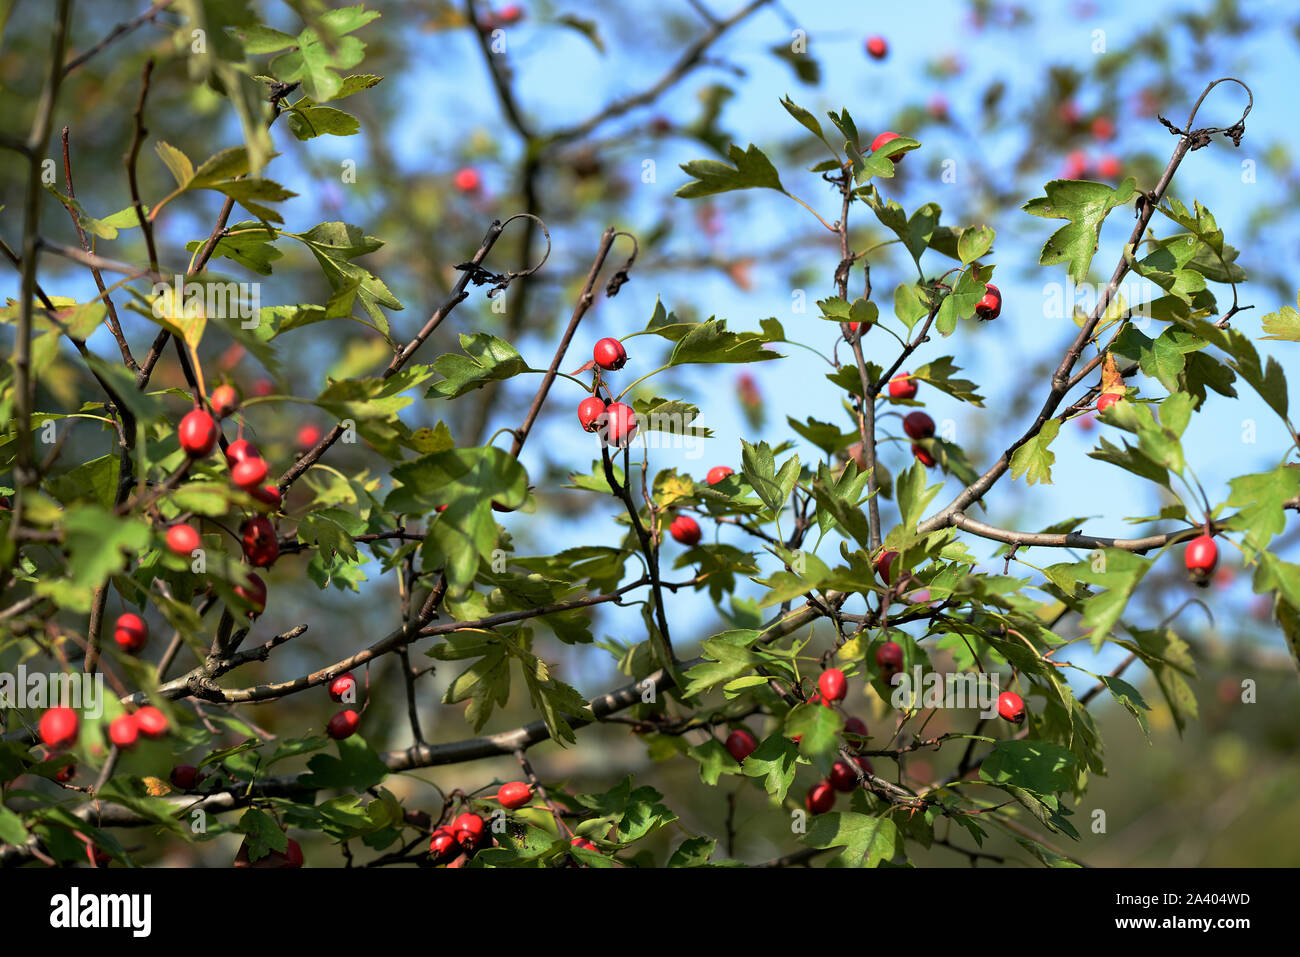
<box><xmin>958</xmin><ymin>225</ymin><xmax>995</xmax><ymax>264</ymax></box>
<box><xmin>1225</xmin><ymin>467</ymin><xmax>1300</xmax><ymax>557</ymax></box>
<box><xmin>1009</xmin><ymin>419</ymin><xmax>1061</xmax><ymax>485</ymax></box>
<box><xmin>666</xmin><ymin>319</ymin><xmax>784</xmax><ymax>366</ymax></box>
<box><xmin>740</xmin><ymin>733</ymin><xmax>799</xmax><ymax>802</ymax></box>
<box><xmin>676</xmin><ymin>143</ymin><xmax>784</xmax><ymax>198</ymax></box>
<box><xmin>1261</xmin><ymin>295</ymin><xmax>1300</xmax><ymax>341</ymax></box>
<box><xmin>979</xmin><ymin>739</ymin><xmax>1078</xmax><ymax>796</ymax></box>
<box><xmin>1023</xmin><ymin>178</ymin><xmax>1138</xmax><ymax>285</ymax></box>
<box><xmin>781</xmin><ymin>95</ymin><xmax>836</xmax><ymax>155</ymax></box>
<box><xmin>740</xmin><ymin>440</ymin><xmax>798</xmax><ymax>515</ymax></box>
<box><xmin>804</xmin><ymin>812</ymin><xmax>900</xmax><ymax>867</ymax></box>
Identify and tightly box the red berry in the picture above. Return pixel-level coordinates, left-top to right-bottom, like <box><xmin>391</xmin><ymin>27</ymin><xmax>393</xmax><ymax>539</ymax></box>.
<box><xmin>165</xmin><ymin>523</ymin><xmax>201</xmax><ymax>557</ymax></box>
<box><xmin>454</xmin><ymin>167</ymin><xmax>481</xmax><ymax>193</ymax></box>
<box><xmin>327</xmin><ymin>709</ymin><xmax>360</xmax><ymax>740</ymax></box>
<box><xmin>225</xmin><ymin>438</ymin><xmax>259</xmax><ymax>466</ymax></box>
<box><xmin>570</xmin><ymin>836</ymin><xmax>597</xmax><ymax>851</ymax></box>
<box><xmin>497</xmin><ymin>782</ymin><xmax>533</xmax><ymax>809</ymax></box>
<box><xmin>1097</xmin><ymin>392</ymin><xmax>1121</xmax><ymax>413</ymax></box>
<box><xmin>725</xmin><ymin>728</ymin><xmax>758</xmax><ymax>763</ymax></box>
<box><xmin>818</xmin><ymin>667</ymin><xmax>847</xmax><ymax>703</ymax></box>
<box><xmin>1097</xmin><ymin>155</ymin><xmax>1122</xmax><ymax>179</ymax></box>
<box><xmin>888</xmin><ymin>373</ymin><xmax>918</xmax><ymax>400</ymax></box>
<box><xmin>55</xmin><ymin>764</ymin><xmax>76</xmax><ymax>783</ymax></box>
<box><xmin>233</xmin><ymin>572</ymin><xmax>267</xmax><ymax>617</ymax></box>
<box><xmin>874</xmin><ymin>550</ymin><xmax>897</xmax><ymax>584</ymax></box>
<box><xmin>1092</xmin><ymin>115</ymin><xmax>1115</xmax><ymax>140</ymax></box>
<box><xmin>1184</xmin><ymin>534</ymin><xmax>1219</xmax><ymax>580</ymax></box>
<box><xmin>706</xmin><ymin>465</ymin><xmax>734</xmax><ymax>485</ymax></box>
<box><xmin>178</xmin><ymin>409</ymin><xmax>218</xmax><ymax>457</ymax></box>
<box><xmin>251</xmin><ymin>483</ymin><xmax>283</xmax><ymax>511</ymax></box>
<box><xmin>669</xmin><ymin>514</ymin><xmax>702</xmax><ymax>546</ymax></box>
<box><xmin>829</xmin><ymin>760</ymin><xmax>859</xmax><ymax>792</ymax></box>
<box><xmin>252</xmin><ymin>379</ymin><xmax>274</xmax><ymax>397</ymax></box>
<box><xmin>997</xmin><ymin>691</ymin><xmax>1026</xmax><ymax>723</ymax></box>
<box><xmin>865</xmin><ymin>35</ymin><xmax>888</xmax><ymax>59</ymax></box>
<box><xmin>429</xmin><ymin>827</ymin><xmax>458</xmax><ymax>862</ymax></box>
<box><xmin>1063</xmin><ymin>150</ymin><xmax>1089</xmax><ymax>179</ymax></box>
<box><xmin>875</xmin><ymin>640</ymin><xmax>904</xmax><ymax>679</ymax></box>
<box><xmin>234</xmin><ymin>837</ymin><xmax>303</xmax><ymax>868</ymax></box>
<box><xmin>593</xmin><ymin>337</ymin><xmax>628</xmax><ymax>370</ymax></box>
<box><xmin>231</xmin><ymin>455</ymin><xmax>269</xmax><ymax>490</ymax></box>
<box><xmin>975</xmin><ymin>283</ymin><xmax>1002</xmax><ymax>320</ymax></box>
<box><xmin>578</xmin><ymin>396</ymin><xmax>607</xmax><ymax>432</ymax></box>
<box><xmin>328</xmin><ymin>673</ymin><xmax>356</xmax><ymax>703</ymax></box>
<box><xmin>113</xmin><ymin>612</ymin><xmax>148</xmax><ymax>654</ymax></box>
<box><xmin>134</xmin><ymin>705</ymin><xmax>168</xmax><ymax>739</ymax></box>
<box><xmin>871</xmin><ymin>131</ymin><xmax>905</xmax><ymax>161</ymax></box>
<box><xmin>210</xmin><ymin>384</ymin><xmax>239</xmax><ymax>418</ymax></box>
<box><xmin>912</xmin><ymin>443</ymin><xmax>936</xmax><ymax>468</ymax></box>
<box><xmin>601</xmin><ymin>402</ymin><xmax>638</xmax><ymax>447</ymax></box>
<box><xmin>240</xmin><ymin>516</ymin><xmax>279</xmax><ymax>568</ymax></box>
<box><xmin>805</xmin><ymin>780</ymin><xmax>835</xmax><ymax>815</ymax></box>
<box><xmin>903</xmin><ymin>411</ymin><xmax>935</xmax><ymax>440</ymax></box>
<box><xmin>843</xmin><ymin>716</ymin><xmax>868</xmax><ymax>739</ymax></box>
<box><xmin>169</xmin><ymin>765</ymin><xmax>200</xmax><ymax>790</ymax></box>
<box><xmin>39</xmin><ymin>707</ymin><xmax>79</xmax><ymax>749</ymax></box>
<box><xmin>452</xmin><ymin>812</ymin><xmax>485</xmax><ymax>849</ymax></box>
<box><xmin>108</xmin><ymin>714</ymin><xmax>139</xmax><ymax>750</ymax></box>
<box><xmin>296</xmin><ymin>424</ymin><xmax>322</xmax><ymax>450</ymax></box>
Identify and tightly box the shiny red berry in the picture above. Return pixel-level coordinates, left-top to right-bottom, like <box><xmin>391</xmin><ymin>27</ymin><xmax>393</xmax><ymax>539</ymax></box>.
<box><xmin>210</xmin><ymin>384</ymin><xmax>239</xmax><ymax>418</ymax></box>
<box><xmin>975</xmin><ymin>283</ymin><xmax>1002</xmax><ymax>320</ymax></box>
<box><xmin>818</xmin><ymin>668</ymin><xmax>847</xmax><ymax>703</ymax></box>
<box><xmin>454</xmin><ymin>167</ymin><xmax>481</xmax><ymax>193</ymax></box>
<box><xmin>912</xmin><ymin>443</ymin><xmax>936</xmax><ymax>468</ymax></box>
<box><xmin>865</xmin><ymin>35</ymin><xmax>888</xmax><ymax>59</ymax></box>
<box><xmin>593</xmin><ymin>337</ymin><xmax>628</xmax><ymax>370</ymax></box>
<box><xmin>452</xmin><ymin>812</ymin><xmax>485</xmax><ymax>849</ymax></box>
<box><xmin>113</xmin><ymin>613</ymin><xmax>148</xmax><ymax>654</ymax></box>
<box><xmin>669</xmin><ymin>514</ymin><xmax>701</xmax><ymax>546</ymax></box>
<box><xmin>725</xmin><ymin>729</ymin><xmax>758</xmax><ymax>763</ymax></box>
<box><xmin>328</xmin><ymin>673</ymin><xmax>356</xmax><ymax>703</ymax></box>
<box><xmin>805</xmin><ymin>780</ymin><xmax>835</xmax><ymax>815</ymax></box>
<box><xmin>497</xmin><ymin>782</ymin><xmax>533</xmax><ymax>809</ymax></box>
<box><xmin>178</xmin><ymin>409</ymin><xmax>218</xmax><ymax>457</ymax></box>
<box><xmin>39</xmin><ymin>707</ymin><xmax>78</xmax><ymax>749</ymax></box>
<box><xmin>601</xmin><ymin>402</ymin><xmax>638</xmax><ymax>447</ymax></box>
<box><xmin>874</xmin><ymin>550</ymin><xmax>897</xmax><ymax>585</ymax></box>
<box><xmin>1184</xmin><ymin>534</ymin><xmax>1219</xmax><ymax>581</ymax></box>
<box><xmin>829</xmin><ymin>760</ymin><xmax>859</xmax><ymax>792</ymax></box>
<box><xmin>1097</xmin><ymin>392</ymin><xmax>1121</xmax><ymax>413</ymax></box>
<box><xmin>225</xmin><ymin>438</ymin><xmax>258</xmax><ymax>466</ymax></box>
<box><xmin>903</xmin><ymin>411</ymin><xmax>935</xmax><ymax>440</ymax></box>
<box><xmin>169</xmin><ymin>765</ymin><xmax>200</xmax><ymax>790</ymax></box>
<box><xmin>871</xmin><ymin>131</ymin><xmax>905</xmax><ymax>161</ymax></box>
<box><xmin>888</xmin><ymin>373</ymin><xmax>918</xmax><ymax>399</ymax></box>
<box><xmin>876</xmin><ymin>640</ymin><xmax>904</xmax><ymax>679</ymax></box>
<box><xmin>134</xmin><ymin>705</ymin><xmax>168</xmax><ymax>739</ymax></box>
<box><xmin>429</xmin><ymin>827</ymin><xmax>458</xmax><ymax>861</ymax></box>
<box><xmin>578</xmin><ymin>396</ymin><xmax>607</xmax><ymax>432</ymax></box>
<box><xmin>108</xmin><ymin>714</ymin><xmax>139</xmax><ymax>750</ymax></box>
<box><xmin>165</xmin><ymin>523</ymin><xmax>201</xmax><ymax>557</ymax></box>
<box><xmin>240</xmin><ymin>516</ymin><xmax>279</xmax><ymax>568</ymax></box>
<box><xmin>327</xmin><ymin>709</ymin><xmax>360</xmax><ymax>740</ymax></box>
<box><xmin>231</xmin><ymin>456</ymin><xmax>269</xmax><ymax>491</ymax></box>
<box><xmin>234</xmin><ymin>572</ymin><xmax>267</xmax><ymax>617</ymax></box>
<box><xmin>998</xmin><ymin>691</ymin><xmax>1026</xmax><ymax>723</ymax></box>
<box><xmin>706</xmin><ymin>466</ymin><xmax>734</xmax><ymax>485</ymax></box>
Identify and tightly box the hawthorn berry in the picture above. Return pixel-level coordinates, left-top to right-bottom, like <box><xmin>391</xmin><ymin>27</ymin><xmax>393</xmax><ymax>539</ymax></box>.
<box><xmin>865</xmin><ymin>35</ymin><xmax>888</xmax><ymax>59</ymax></box>
<box><xmin>252</xmin><ymin>379</ymin><xmax>274</xmax><ymax>397</ymax></box>
<box><xmin>166</xmin><ymin>523</ymin><xmax>201</xmax><ymax>557</ymax></box>
<box><xmin>453</xmin><ymin>812</ymin><xmax>485</xmax><ymax>849</ymax></box>
<box><xmin>231</xmin><ymin>455</ymin><xmax>270</xmax><ymax>491</ymax></box>
<box><xmin>1091</xmin><ymin>115</ymin><xmax>1115</xmax><ymax>140</ymax></box>
<box><xmin>997</xmin><ymin>691</ymin><xmax>1026</xmax><ymax>723</ymax></box>
<box><xmin>1097</xmin><ymin>392</ymin><xmax>1121</xmax><ymax>413</ymax></box>
<box><xmin>725</xmin><ymin>728</ymin><xmax>758</xmax><ymax>763</ymax></box>
<box><xmin>912</xmin><ymin>444</ymin><xmax>936</xmax><ymax>468</ymax></box>
<box><xmin>874</xmin><ymin>550</ymin><xmax>897</xmax><ymax>584</ymax></box>
<box><xmin>234</xmin><ymin>838</ymin><xmax>303</xmax><ymax>868</ymax></box>
<box><xmin>601</xmin><ymin>402</ymin><xmax>638</xmax><ymax>447</ymax></box>
<box><xmin>134</xmin><ymin>705</ymin><xmax>168</xmax><ymax>739</ymax></box>
<box><xmin>55</xmin><ymin>764</ymin><xmax>76</xmax><ymax>783</ymax></box>
<box><xmin>975</xmin><ymin>283</ymin><xmax>1002</xmax><ymax>320</ymax></box>
<box><xmin>225</xmin><ymin>438</ymin><xmax>259</xmax><ymax>466</ymax></box>
<box><xmin>570</xmin><ymin>837</ymin><xmax>597</xmax><ymax>852</ymax></box>
<box><xmin>113</xmin><ymin>613</ymin><xmax>148</xmax><ymax>654</ymax></box>
<box><xmin>296</xmin><ymin>424</ymin><xmax>322</xmax><ymax>450</ymax></box>
<box><xmin>875</xmin><ymin>640</ymin><xmax>904</xmax><ymax>680</ymax></box>
<box><xmin>240</xmin><ymin>516</ymin><xmax>279</xmax><ymax>568</ymax></box>
<box><xmin>251</xmin><ymin>483</ymin><xmax>283</xmax><ymax>511</ymax></box>
<box><xmin>669</xmin><ymin>514</ymin><xmax>702</xmax><ymax>547</ymax></box>
<box><xmin>1097</xmin><ymin>155</ymin><xmax>1122</xmax><ymax>179</ymax></box>
<box><xmin>706</xmin><ymin>465</ymin><xmax>734</xmax><ymax>485</ymax></box>
<box><xmin>429</xmin><ymin>827</ymin><xmax>458</xmax><ymax>862</ymax></box>
<box><xmin>497</xmin><ymin>782</ymin><xmax>533</xmax><ymax>809</ymax></box>
<box><xmin>578</xmin><ymin>395</ymin><xmax>607</xmax><ymax>432</ymax></box>
<box><xmin>871</xmin><ymin>131</ymin><xmax>905</xmax><ymax>162</ymax></box>
<box><xmin>805</xmin><ymin>780</ymin><xmax>835</xmax><ymax>815</ymax></box>
<box><xmin>178</xmin><ymin>409</ymin><xmax>218</xmax><ymax>457</ymax></box>
<box><xmin>829</xmin><ymin>760</ymin><xmax>859</xmax><ymax>792</ymax></box>
<box><xmin>169</xmin><ymin>765</ymin><xmax>200</xmax><ymax>790</ymax></box>
<box><xmin>593</xmin><ymin>337</ymin><xmax>628</xmax><ymax>370</ymax></box>
<box><xmin>453</xmin><ymin>167</ymin><xmax>481</xmax><ymax>193</ymax></box>
<box><xmin>328</xmin><ymin>673</ymin><xmax>357</xmax><ymax>703</ymax></box>
<box><xmin>1063</xmin><ymin>150</ymin><xmax>1089</xmax><ymax>179</ymax></box>
<box><xmin>818</xmin><ymin>667</ymin><xmax>847</xmax><ymax>703</ymax></box>
<box><xmin>888</xmin><ymin>373</ymin><xmax>918</xmax><ymax>400</ymax></box>
<box><xmin>234</xmin><ymin>572</ymin><xmax>267</xmax><ymax>617</ymax></box>
<box><xmin>1184</xmin><ymin>534</ymin><xmax>1219</xmax><ymax>582</ymax></box>
<box><xmin>39</xmin><ymin>707</ymin><xmax>79</xmax><ymax>749</ymax></box>
<box><xmin>327</xmin><ymin>709</ymin><xmax>360</xmax><ymax>740</ymax></box>
<box><xmin>210</xmin><ymin>384</ymin><xmax>239</xmax><ymax>418</ymax></box>
<box><xmin>903</xmin><ymin>411</ymin><xmax>935</xmax><ymax>440</ymax></box>
<box><xmin>843</xmin><ymin>716</ymin><xmax>869</xmax><ymax>740</ymax></box>
<box><xmin>108</xmin><ymin>714</ymin><xmax>139</xmax><ymax>750</ymax></box>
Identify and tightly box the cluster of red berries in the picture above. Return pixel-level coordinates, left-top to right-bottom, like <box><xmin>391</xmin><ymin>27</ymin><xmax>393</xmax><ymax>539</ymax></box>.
<box><xmin>577</xmin><ymin>337</ymin><xmax>639</xmax><ymax>448</ymax></box>
<box><xmin>326</xmin><ymin>672</ymin><xmax>361</xmax><ymax>740</ymax></box>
